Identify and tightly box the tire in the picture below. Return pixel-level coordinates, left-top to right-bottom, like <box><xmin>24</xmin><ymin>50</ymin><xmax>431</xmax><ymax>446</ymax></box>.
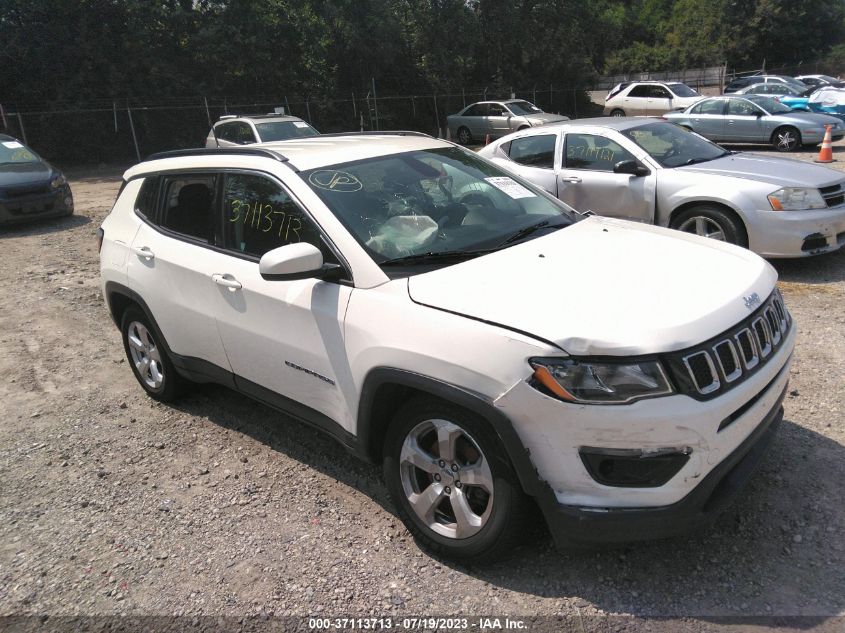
<box><xmin>610</xmin><ymin>108</ymin><xmax>625</xmax><ymax>117</ymax></box>
<box><xmin>456</xmin><ymin>126</ymin><xmax>472</xmax><ymax>145</ymax></box>
<box><xmin>383</xmin><ymin>397</ymin><xmax>529</xmax><ymax>563</ymax></box>
<box><xmin>772</xmin><ymin>126</ymin><xmax>801</xmax><ymax>152</ymax></box>
<box><xmin>120</xmin><ymin>305</ymin><xmax>185</xmax><ymax>402</ymax></box>
<box><xmin>517</xmin><ymin>125</ymin><xmax>529</xmax><ymax>131</ymax></box>
<box><xmin>670</xmin><ymin>204</ymin><xmax>747</xmax><ymax>247</ymax></box>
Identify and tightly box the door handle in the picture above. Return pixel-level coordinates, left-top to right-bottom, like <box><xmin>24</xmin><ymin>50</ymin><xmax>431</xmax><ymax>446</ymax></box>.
<box><xmin>561</xmin><ymin>176</ymin><xmax>582</xmax><ymax>183</ymax></box>
<box><xmin>131</xmin><ymin>246</ymin><xmax>155</xmax><ymax>260</ymax></box>
<box><xmin>727</xmin><ymin>120</ymin><xmax>735</xmax><ymax>124</ymax></box>
<box><xmin>212</xmin><ymin>274</ymin><xmax>242</xmax><ymax>290</ymax></box>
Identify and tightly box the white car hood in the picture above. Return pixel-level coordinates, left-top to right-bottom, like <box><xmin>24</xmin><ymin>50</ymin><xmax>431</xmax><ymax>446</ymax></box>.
<box><xmin>407</xmin><ymin>217</ymin><xmax>776</xmax><ymax>356</ymax></box>
<box><xmin>677</xmin><ymin>152</ymin><xmax>844</xmax><ymax>188</ymax></box>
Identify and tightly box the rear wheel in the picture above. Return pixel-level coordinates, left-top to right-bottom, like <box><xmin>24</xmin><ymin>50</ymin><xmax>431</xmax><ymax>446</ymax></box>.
<box><xmin>383</xmin><ymin>397</ymin><xmax>529</xmax><ymax>562</ymax></box>
<box><xmin>456</xmin><ymin>126</ymin><xmax>472</xmax><ymax>145</ymax></box>
<box><xmin>772</xmin><ymin>126</ymin><xmax>801</xmax><ymax>152</ymax></box>
<box><xmin>671</xmin><ymin>205</ymin><xmax>746</xmax><ymax>247</ymax></box>
<box><xmin>610</xmin><ymin>108</ymin><xmax>626</xmax><ymax>117</ymax></box>
<box><xmin>120</xmin><ymin>306</ymin><xmax>185</xmax><ymax>402</ymax></box>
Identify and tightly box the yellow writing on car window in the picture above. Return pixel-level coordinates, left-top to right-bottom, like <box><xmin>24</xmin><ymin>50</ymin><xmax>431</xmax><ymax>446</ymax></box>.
<box><xmin>228</xmin><ymin>199</ymin><xmax>302</xmax><ymax>241</ymax></box>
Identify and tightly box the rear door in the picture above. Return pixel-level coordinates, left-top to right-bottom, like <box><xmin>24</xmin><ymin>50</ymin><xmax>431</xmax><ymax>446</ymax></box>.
<box><xmin>623</xmin><ymin>85</ymin><xmax>650</xmax><ymax>115</ymax></box>
<box><xmin>127</xmin><ymin>173</ymin><xmax>231</xmax><ymax>371</ymax></box>
<box><xmin>688</xmin><ymin>99</ymin><xmax>727</xmax><ymax>139</ymax></box>
<box><xmin>500</xmin><ymin>133</ymin><xmax>560</xmax><ymax>196</ymax></box>
<box><xmin>557</xmin><ymin>131</ymin><xmax>655</xmax><ymax>222</ymax></box>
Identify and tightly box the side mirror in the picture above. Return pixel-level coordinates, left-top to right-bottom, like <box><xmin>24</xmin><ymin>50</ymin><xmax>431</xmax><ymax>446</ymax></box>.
<box><xmin>259</xmin><ymin>243</ymin><xmax>342</xmax><ymax>281</ymax></box>
<box><xmin>613</xmin><ymin>160</ymin><xmax>650</xmax><ymax>177</ymax></box>
<box><xmin>754</xmin><ymin>110</ymin><xmax>764</xmax><ymax>117</ymax></box>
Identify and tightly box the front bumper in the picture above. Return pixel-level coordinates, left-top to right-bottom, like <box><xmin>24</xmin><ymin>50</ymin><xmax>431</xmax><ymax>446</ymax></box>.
<box><xmin>544</xmin><ymin>386</ymin><xmax>785</xmax><ymax>545</ymax></box>
<box><xmin>746</xmin><ymin>205</ymin><xmax>845</xmax><ymax>258</ymax></box>
<box><xmin>0</xmin><ymin>186</ymin><xmax>74</xmax><ymax>225</ymax></box>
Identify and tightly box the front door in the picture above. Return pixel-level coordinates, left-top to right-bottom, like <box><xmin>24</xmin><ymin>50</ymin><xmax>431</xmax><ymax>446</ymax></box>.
<box><xmin>724</xmin><ymin>98</ymin><xmax>768</xmax><ymax>142</ymax></box>
<box><xmin>485</xmin><ymin>103</ymin><xmax>513</xmax><ymax>138</ymax></box>
<box><xmin>557</xmin><ymin>132</ymin><xmax>655</xmax><ymax>222</ymax></box>
<box><xmin>647</xmin><ymin>85</ymin><xmax>673</xmax><ymax>115</ymax></box>
<box><xmin>210</xmin><ymin>171</ymin><xmax>355</xmax><ymax>429</ymax></box>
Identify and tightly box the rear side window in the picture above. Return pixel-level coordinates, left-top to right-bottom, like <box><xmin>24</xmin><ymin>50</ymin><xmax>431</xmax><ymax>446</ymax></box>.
<box><xmin>135</xmin><ymin>177</ymin><xmax>160</xmax><ymax>221</ymax></box>
<box><xmin>508</xmin><ymin>134</ymin><xmax>556</xmax><ymax>169</ymax></box>
<box><xmin>160</xmin><ymin>175</ymin><xmax>217</xmax><ymax>242</ymax></box>
<box><xmin>463</xmin><ymin>104</ymin><xmax>486</xmax><ymax>116</ymax></box>
<box><xmin>628</xmin><ymin>85</ymin><xmax>651</xmax><ymax>98</ymax></box>
<box><xmin>222</xmin><ymin>173</ymin><xmax>334</xmax><ymax>260</ymax></box>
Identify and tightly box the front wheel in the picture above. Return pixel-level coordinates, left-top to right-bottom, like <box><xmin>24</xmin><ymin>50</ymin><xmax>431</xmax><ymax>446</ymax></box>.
<box><xmin>456</xmin><ymin>126</ymin><xmax>472</xmax><ymax>145</ymax></box>
<box><xmin>772</xmin><ymin>126</ymin><xmax>801</xmax><ymax>152</ymax></box>
<box><xmin>383</xmin><ymin>398</ymin><xmax>529</xmax><ymax>562</ymax></box>
<box><xmin>670</xmin><ymin>205</ymin><xmax>746</xmax><ymax>247</ymax></box>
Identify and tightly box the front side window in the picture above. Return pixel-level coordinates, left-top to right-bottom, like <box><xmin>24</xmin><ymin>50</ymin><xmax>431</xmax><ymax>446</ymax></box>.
<box><xmin>650</xmin><ymin>86</ymin><xmax>671</xmax><ymax>99</ymax></box>
<box><xmin>509</xmin><ymin>134</ymin><xmax>557</xmax><ymax>169</ymax></box>
<box><xmin>727</xmin><ymin>99</ymin><xmax>764</xmax><ymax>116</ymax></box>
<box><xmin>487</xmin><ymin>103</ymin><xmax>507</xmax><ymax>117</ymax></box>
<box><xmin>301</xmin><ymin>147</ymin><xmax>574</xmax><ymax>264</ymax></box>
<box><xmin>160</xmin><ymin>175</ymin><xmax>217</xmax><ymax>242</ymax></box>
<box><xmin>223</xmin><ymin>173</ymin><xmax>332</xmax><ymax>260</ymax></box>
<box><xmin>564</xmin><ymin>133</ymin><xmax>636</xmax><ymax>171</ymax></box>
<box><xmin>624</xmin><ymin>121</ymin><xmax>728</xmax><ymax>168</ymax></box>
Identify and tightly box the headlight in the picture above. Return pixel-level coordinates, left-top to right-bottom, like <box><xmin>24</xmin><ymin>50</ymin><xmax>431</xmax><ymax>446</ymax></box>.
<box><xmin>50</xmin><ymin>174</ymin><xmax>67</xmax><ymax>189</ymax></box>
<box><xmin>767</xmin><ymin>187</ymin><xmax>826</xmax><ymax>211</ymax></box>
<box><xmin>529</xmin><ymin>358</ymin><xmax>674</xmax><ymax>404</ymax></box>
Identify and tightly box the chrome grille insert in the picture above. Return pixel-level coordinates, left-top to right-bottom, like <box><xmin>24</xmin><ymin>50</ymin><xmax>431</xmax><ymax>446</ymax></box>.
<box><xmin>713</xmin><ymin>340</ymin><xmax>742</xmax><ymax>383</ymax></box>
<box><xmin>764</xmin><ymin>307</ymin><xmax>782</xmax><ymax>345</ymax></box>
<box><xmin>752</xmin><ymin>317</ymin><xmax>772</xmax><ymax>358</ymax></box>
<box><xmin>734</xmin><ymin>328</ymin><xmax>760</xmax><ymax>370</ymax></box>
<box><xmin>682</xmin><ymin>351</ymin><xmax>720</xmax><ymax>394</ymax></box>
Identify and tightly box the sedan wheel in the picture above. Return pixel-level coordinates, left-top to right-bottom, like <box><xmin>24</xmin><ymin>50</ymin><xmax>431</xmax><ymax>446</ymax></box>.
<box><xmin>670</xmin><ymin>205</ymin><xmax>746</xmax><ymax>247</ymax></box>
<box><xmin>772</xmin><ymin>126</ymin><xmax>801</xmax><ymax>152</ymax></box>
<box><xmin>676</xmin><ymin>216</ymin><xmax>727</xmax><ymax>241</ymax></box>
<box><xmin>457</xmin><ymin>126</ymin><xmax>472</xmax><ymax>145</ymax></box>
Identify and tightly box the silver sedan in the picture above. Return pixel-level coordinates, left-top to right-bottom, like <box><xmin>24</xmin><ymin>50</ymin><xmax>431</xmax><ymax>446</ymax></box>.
<box><xmin>447</xmin><ymin>100</ymin><xmax>568</xmax><ymax>145</ymax></box>
<box><xmin>477</xmin><ymin>117</ymin><xmax>845</xmax><ymax>258</ymax></box>
<box><xmin>664</xmin><ymin>95</ymin><xmax>843</xmax><ymax>151</ymax></box>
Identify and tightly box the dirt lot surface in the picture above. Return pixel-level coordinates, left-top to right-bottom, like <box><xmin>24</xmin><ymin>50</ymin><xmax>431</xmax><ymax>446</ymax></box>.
<box><xmin>1</xmin><ymin>145</ymin><xmax>844</xmax><ymax>630</ymax></box>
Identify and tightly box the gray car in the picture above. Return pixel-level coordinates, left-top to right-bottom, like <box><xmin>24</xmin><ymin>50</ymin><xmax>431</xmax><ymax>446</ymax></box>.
<box><xmin>447</xmin><ymin>100</ymin><xmax>568</xmax><ymax>145</ymax></box>
<box><xmin>477</xmin><ymin>117</ymin><xmax>845</xmax><ymax>258</ymax></box>
<box><xmin>664</xmin><ymin>95</ymin><xmax>843</xmax><ymax>151</ymax></box>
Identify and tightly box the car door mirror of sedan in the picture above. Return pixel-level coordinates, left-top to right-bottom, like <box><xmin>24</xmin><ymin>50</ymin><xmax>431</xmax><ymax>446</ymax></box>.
<box><xmin>754</xmin><ymin>110</ymin><xmax>764</xmax><ymax>117</ymax></box>
<box><xmin>613</xmin><ymin>160</ymin><xmax>650</xmax><ymax>177</ymax></box>
<box><xmin>259</xmin><ymin>242</ymin><xmax>341</xmax><ymax>281</ymax></box>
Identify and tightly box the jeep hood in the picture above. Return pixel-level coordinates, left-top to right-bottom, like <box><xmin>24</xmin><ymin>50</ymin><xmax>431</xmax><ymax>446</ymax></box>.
<box><xmin>676</xmin><ymin>152</ymin><xmax>844</xmax><ymax>188</ymax></box>
<box><xmin>407</xmin><ymin>217</ymin><xmax>776</xmax><ymax>356</ymax></box>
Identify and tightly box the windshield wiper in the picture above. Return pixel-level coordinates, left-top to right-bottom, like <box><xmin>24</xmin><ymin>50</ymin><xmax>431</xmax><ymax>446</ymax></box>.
<box><xmin>380</xmin><ymin>248</ymin><xmax>495</xmax><ymax>267</ymax></box>
<box><xmin>498</xmin><ymin>217</ymin><xmax>568</xmax><ymax>246</ymax></box>
<box><xmin>684</xmin><ymin>151</ymin><xmax>731</xmax><ymax>165</ymax></box>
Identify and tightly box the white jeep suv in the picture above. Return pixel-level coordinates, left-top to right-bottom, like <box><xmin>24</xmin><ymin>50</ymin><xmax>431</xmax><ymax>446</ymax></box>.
<box><xmin>99</xmin><ymin>133</ymin><xmax>794</xmax><ymax>561</ymax></box>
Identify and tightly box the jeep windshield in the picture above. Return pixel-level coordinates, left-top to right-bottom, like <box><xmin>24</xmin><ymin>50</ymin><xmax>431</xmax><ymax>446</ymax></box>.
<box><xmin>624</xmin><ymin>121</ymin><xmax>728</xmax><ymax>168</ymax></box>
<box><xmin>301</xmin><ymin>146</ymin><xmax>576</xmax><ymax>266</ymax></box>
<box><xmin>255</xmin><ymin>120</ymin><xmax>319</xmax><ymax>141</ymax></box>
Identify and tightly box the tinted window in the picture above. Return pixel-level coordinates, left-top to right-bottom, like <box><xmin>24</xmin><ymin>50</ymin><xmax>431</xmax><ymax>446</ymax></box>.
<box><xmin>691</xmin><ymin>100</ymin><xmax>725</xmax><ymax>115</ymax></box>
<box><xmin>160</xmin><ymin>175</ymin><xmax>216</xmax><ymax>242</ymax></box>
<box><xmin>215</xmin><ymin>123</ymin><xmax>239</xmax><ymax>143</ymax></box>
<box><xmin>463</xmin><ymin>104</ymin><xmax>486</xmax><ymax>116</ymax></box>
<box><xmin>727</xmin><ymin>99</ymin><xmax>763</xmax><ymax>116</ymax></box>
<box><xmin>509</xmin><ymin>135</ymin><xmax>556</xmax><ymax>169</ymax></box>
<box><xmin>564</xmin><ymin>134</ymin><xmax>636</xmax><ymax>171</ymax></box>
<box><xmin>135</xmin><ymin>177</ymin><xmax>160</xmax><ymax>220</ymax></box>
<box><xmin>628</xmin><ymin>85</ymin><xmax>651</xmax><ymax>98</ymax></box>
<box><xmin>650</xmin><ymin>86</ymin><xmax>671</xmax><ymax>99</ymax></box>
<box><xmin>223</xmin><ymin>173</ymin><xmax>331</xmax><ymax>260</ymax></box>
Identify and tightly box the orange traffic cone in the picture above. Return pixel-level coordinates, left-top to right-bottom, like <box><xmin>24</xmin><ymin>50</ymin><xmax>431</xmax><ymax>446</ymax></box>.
<box><xmin>446</xmin><ymin>126</ymin><xmax>452</xmax><ymax>141</ymax></box>
<box><xmin>815</xmin><ymin>124</ymin><xmax>835</xmax><ymax>163</ymax></box>
<box><xmin>484</xmin><ymin>133</ymin><xmax>491</xmax><ymax>146</ymax></box>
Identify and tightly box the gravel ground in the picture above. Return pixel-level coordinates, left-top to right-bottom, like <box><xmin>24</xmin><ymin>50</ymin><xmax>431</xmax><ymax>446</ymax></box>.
<box><xmin>1</xmin><ymin>145</ymin><xmax>844</xmax><ymax>630</ymax></box>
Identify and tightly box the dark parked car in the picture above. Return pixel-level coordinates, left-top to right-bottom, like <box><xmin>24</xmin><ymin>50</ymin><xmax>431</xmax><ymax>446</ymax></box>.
<box><xmin>724</xmin><ymin>75</ymin><xmax>805</xmax><ymax>94</ymax></box>
<box><xmin>0</xmin><ymin>134</ymin><xmax>73</xmax><ymax>225</ymax></box>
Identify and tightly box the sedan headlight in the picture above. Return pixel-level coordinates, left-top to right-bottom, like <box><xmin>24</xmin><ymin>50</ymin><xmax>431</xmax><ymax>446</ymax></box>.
<box><xmin>767</xmin><ymin>187</ymin><xmax>826</xmax><ymax>211</ymax></box>
<box><xmin>50</xmin><ymin>174</ymin><xmax>67</xmax><ymax>189</ymax></box>
<box><xmin>529</xmin><ymin>358</ymin><xmax>674</xmax><ymax>404</ymax></box>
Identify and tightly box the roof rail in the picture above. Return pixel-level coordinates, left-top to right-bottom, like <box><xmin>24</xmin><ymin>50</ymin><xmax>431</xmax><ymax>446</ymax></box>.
<box><xmin>144</xmin><ymin>147</ymin><xmax>290</xmax><ymax>163</ymax></box>
<box><xmin>314</xmin><ymin>130</ymin><xmax>433</xmax><ymax>139</ymax></box>
<box><xmin>218</xmin><ymin>114</ymin><xmax>237</xmax><ymax>120</ymax></box>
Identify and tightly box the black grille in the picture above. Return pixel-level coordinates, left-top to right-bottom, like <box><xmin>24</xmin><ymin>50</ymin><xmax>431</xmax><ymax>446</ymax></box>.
<box><xmin>5</xmin><ymin>183</ymin><xmax>51</xmax><ymax>198</ymax></box>
<box><xmin>820</xmin><ymin>183</ymin><xmax>845</xmax><ymax>207</ymax></box>
<box><xmin>665</xmin><ymin>290</ymin><xmax>791</xmax><ymax>401</ymax></box>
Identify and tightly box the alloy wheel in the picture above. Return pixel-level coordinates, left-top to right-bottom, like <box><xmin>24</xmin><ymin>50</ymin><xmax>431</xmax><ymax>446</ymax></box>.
<box><xmin>775</xmin><ymin>129</ymin><xmax>799</xmax><ymax>151</ymax></box>
<box><xmin>126</xmin><ymin>321</ymin><xmax>164</xmax><ymax>389</ymax></box>
<box><xmin>398</xmin><ymin>419</ymin><xmax>494</xmax><ymax>539</ymax></box>
<box><xmin>676</xmin><ymin>216</ymin><xmax>727</xmax><ymax>241</ymax></box>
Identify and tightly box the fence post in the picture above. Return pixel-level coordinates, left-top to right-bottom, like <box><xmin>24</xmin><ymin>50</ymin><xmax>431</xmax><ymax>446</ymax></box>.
<box><xmin>126</xmin><ymin>105</ymin><xmax>141</xmax><ymax>163</ymax></box>
<box><xmin>0</xmin><ymin>104</ymin><xmax>6</xmax><ymax>131</ymax></box>
<box><xmin>433</xmin><ymin>93</ymin><xmax>440</xmax><ymax>134</ymax></box>
<box><xmin>204</xmin><ymin>97</ymin><xmax>211</xmax><ymax>126</ymax></box>
<box><xmin>16</xmin><ymin>112</ymin><xmax>28</xmax><ymax>145</ymax></box>
<box><xmin>462</xmin><ymin>87</ymin><xmax>465</xmax><ymax>108</ymax></box>
<box><xmin>285</xmin><ymin>96</ymin><xmax>291</xmax><ymax>117</ymax></box>
<box><xmin>372</xmin><ymin>78</ymin><xmax>379</xmax><ymax>131</ymax></box>
<box><xmin>572</xmin><ymin>88</ymin><xmax>577</xmax><ymax>119</ymax></box>
<box><xmin>411</xmin><ymin>95</ymin><xmax>416</xmax><ymax>118</ymax></box>
<box><xmin>550</xmin><ymin>83</ymin><xmax>553</xmax><ymax>107</ymax></box>
<box><xmin>352</xmin><ymin>92</ymin><xmax>357</xmax><ymax>119</ymax></box>
<box><xmin>305</xmin><ymin>97</ymin><xmax>312</xmax><ymax>124</ymax></box>
<box><xmin>113</xmin><ymin>101</ymin><xmax>118</xmax><ymax>132</ymax></box>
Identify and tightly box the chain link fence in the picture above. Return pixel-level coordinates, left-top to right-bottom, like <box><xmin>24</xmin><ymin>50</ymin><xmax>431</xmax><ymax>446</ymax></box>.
<box><xmin>0</xmin><ymin>86</ymin><xmax>597</xmax><ymax>167</ymax></box>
